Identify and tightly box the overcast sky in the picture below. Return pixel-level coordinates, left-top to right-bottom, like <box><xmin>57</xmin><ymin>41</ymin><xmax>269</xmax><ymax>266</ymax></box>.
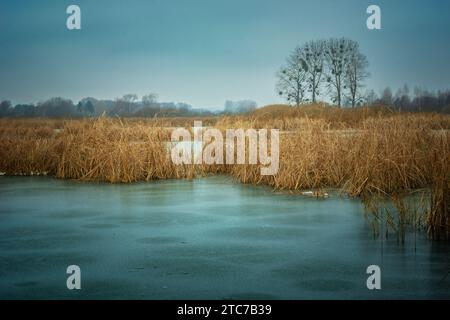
<box><xmin>1</xmin><ymin>0</ymin><xmax>450</xmax><ymax>109</ymax></box>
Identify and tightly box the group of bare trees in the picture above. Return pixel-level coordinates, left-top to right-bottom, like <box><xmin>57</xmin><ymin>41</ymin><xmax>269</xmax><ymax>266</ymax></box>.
<box><xmin>277</xmin><ymin>38</ymin><xmax>369</xmax><ymax>107</ymax></box>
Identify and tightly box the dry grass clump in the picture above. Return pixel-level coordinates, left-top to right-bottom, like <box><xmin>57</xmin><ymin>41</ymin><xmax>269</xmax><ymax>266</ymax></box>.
<box><xmin>426</xmin><ymin>148</ymin><xmax>450</xmax><ymax>238</ymax></box>
<box><xmin>228</xmin><ymin>116</ymin><xmax>448</xmax><ymax>195</ymax></box>
<box><xmin>56</xmin><ymin>117</ymin><xmax>193</xmax><ymax>183</ymax></box>
<box><xmin>0</xmin><ymin>119</ymin><xmax>65</xmax><ymax>175</ymax></box>
<box><xmin>0</xmin><ymin>117</ymin><xmax>195</xmax><ymax>182</ymax></box>
<box><xmin>0</xmin><ymin>137</ymin><xmax>59</xmax><ymax>176</ymax></box>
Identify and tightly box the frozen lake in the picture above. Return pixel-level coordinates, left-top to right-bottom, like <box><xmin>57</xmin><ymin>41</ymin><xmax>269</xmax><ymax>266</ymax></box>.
<box><xmin>0</xmin><ymin>176</ymin><xmax>449</xmax><ymax>299</ymax></box>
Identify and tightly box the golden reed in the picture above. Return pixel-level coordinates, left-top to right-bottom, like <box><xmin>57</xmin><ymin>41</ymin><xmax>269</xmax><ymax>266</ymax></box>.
<box><xmin>0</xmin><ymin>105</ymin><xmax>448</xmax><ymax>236</ymax></box>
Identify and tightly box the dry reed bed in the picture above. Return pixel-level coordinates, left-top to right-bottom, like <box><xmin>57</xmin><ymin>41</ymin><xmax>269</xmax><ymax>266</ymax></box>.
<box><xmin>0</xmin><ymin>117</ymin><xmax>195</xmax><ymax>182</ymax></box>
<box><xmin>227</xmin><ymin>118</ymin><xmax>448</xmax><ymax>193</ymax></box>
<box><xmin>0</xmin><ymin>111</ymin><xmax>448</xmax><ymax>236</ymax></box>
<box><xmin>0</xmin><ymin>114</ymin><xmax>447</xmax><ymax>193</ymax></box>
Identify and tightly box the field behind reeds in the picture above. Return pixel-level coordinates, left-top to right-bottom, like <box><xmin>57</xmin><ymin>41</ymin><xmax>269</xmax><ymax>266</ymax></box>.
<box><xmin>0</xmin><ymin>105</ymin><xmax>448</xmax><ymax>237</ymax></box>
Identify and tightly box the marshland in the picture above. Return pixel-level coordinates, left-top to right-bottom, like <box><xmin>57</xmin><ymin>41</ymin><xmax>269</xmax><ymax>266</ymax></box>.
<box><xmin>0</xmin><ymin>105</ymin><xmax>449</xmax><ymax>299</ymax></box>
<box><xmin>0</xmin><ymin>104</ymin><xmax>449</xmax><ymax>238</ymax></box>
<box><xmin>2</xmin><ymin>1</ymin><xmax>450</xmax><ymax>299</ymax></box>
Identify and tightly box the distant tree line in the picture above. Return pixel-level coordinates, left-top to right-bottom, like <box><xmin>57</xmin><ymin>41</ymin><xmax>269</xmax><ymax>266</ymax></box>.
<box><xmin>223</xmin><ymin>100</ymin><xmax>257</xmax><ymax>114</ymax></box>
<box><xmin>0</xmin><ymin>95</ymin><xmax>258</xmax><ymax>118</ymax></box>
<box><xmin>366</xmin><ymin>86</ymin><xmax>450</xmax><ymax>113</ymax></box>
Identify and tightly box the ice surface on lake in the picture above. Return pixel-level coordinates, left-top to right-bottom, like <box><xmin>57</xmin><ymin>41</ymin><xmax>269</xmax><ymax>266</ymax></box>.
<box><xmin>0</xmin><ymin>176</ymin><xmax>449</xmax><ymax>299</ymax></box>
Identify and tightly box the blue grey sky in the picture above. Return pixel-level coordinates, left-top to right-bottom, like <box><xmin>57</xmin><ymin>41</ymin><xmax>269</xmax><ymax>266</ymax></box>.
<box><xmin>1</xmin><ymin>0</ymin><xmax>450</xmax><ymax>109</ymax></box>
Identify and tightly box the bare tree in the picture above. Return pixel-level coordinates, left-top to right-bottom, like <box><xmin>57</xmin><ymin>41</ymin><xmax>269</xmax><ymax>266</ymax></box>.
<box><xmin>301</xmin><ymin>40</ymin><xmax>325</xmax><ymax>103</ymax></box>
<box><xmin>394</xmin><ymin>84</ymin><xmax>411</xmax><ymax>111</ymax></box>
<box><xmin>111</xmin><ymin>94</ymin><xmax>139</xmax><ymax>116</ymax></box>
<box><xmin>324</xmin><ymin>38</ymin><xmax>355</xmax><ymax>107</ymax></box>
<box><xmin>345</xmin><ymin>49</ymin><xmax>369</xmax><ymax>107</ymax></box>
<box><xmin>224</xmin><ymin>100</ymin><xmax>257</xmax><ymax>114</ymax></box>
<box><xmin>276</xmin><ymin>49</ymin><xmax>308</xmax><ymax>106</ymax></box>
<box><xmin>0</xmin><ymin>100</ymin><xmax>12</xmax><ymax>116</ymax></box>
<box><xmin>380</xmin><ymin>87</ymin><xmax>393</xmax><ymax>106</ymax></box>
<box><xmin>122</xmin><ymin>94</ymin><xmax>138</xmax><ymax>103</ymax></box>
<box><xmin>363</xmin><ymin>89</ymin><xmax>378</xmax><ymax>106</ymax></box>
<box><xmin>142</xmin><ymin>93</ymin><xmax>159</xmax><ymax>107</ymax></box>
